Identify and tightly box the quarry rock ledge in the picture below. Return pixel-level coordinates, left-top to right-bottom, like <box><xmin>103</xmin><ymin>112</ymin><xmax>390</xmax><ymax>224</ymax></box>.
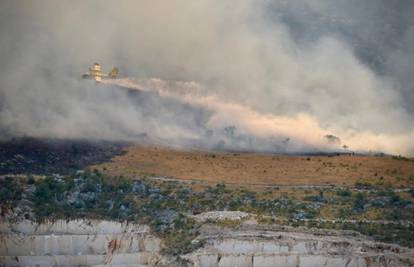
<box><xmin>1</xmin><ymin>219</ymin><xmax>414</xmax><ymax>267</ymax></box>
<box><xmin>183</xmin><ymin>228</ymin><xmax>414</xmax><ymax>267</ymax></box>
<box><xmin>0</xmin><ymin>219</ymin><xmax>163</xmax><ymax>267</ymax></box>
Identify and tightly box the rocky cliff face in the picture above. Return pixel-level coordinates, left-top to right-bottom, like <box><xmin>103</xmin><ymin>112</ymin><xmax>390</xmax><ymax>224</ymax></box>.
<box><xmin>0</xmin><ymin>219</ymin><xmax>163</xmax><ymax>267</ymax></box>
<box><xmin>183</xmin><ymin>226</ymin><xmax>414</xmax><ymax>267</ymax></box>
<box><xmin>1</xmin><ymin>220</ymin><xmax>413</xmax><ymax>267</ymax></box>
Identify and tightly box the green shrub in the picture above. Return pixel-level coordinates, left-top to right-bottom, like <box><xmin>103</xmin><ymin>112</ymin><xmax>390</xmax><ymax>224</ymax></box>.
<box><xmin>353</xmin><ymin>192</ymin><xmax>366</xmax><ymax>212</ymax></box>
<box><xmin>27</xmin><ymin>175</ymin><xmax>36</xmax><ymax>184</ymax></box>
<box><xmin>337</xmin><ymin>189</ymin><xmax>351</xmax><ymax>197</ymax></box>
<box><xmin>0</xmin><ymin>177</ymin><xmax>22</xmax><ymax>203</ymax></box>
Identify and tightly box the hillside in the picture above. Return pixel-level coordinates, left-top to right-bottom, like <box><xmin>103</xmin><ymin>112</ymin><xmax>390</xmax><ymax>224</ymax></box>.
<box><xmin>93</xmin><ymin>145</ymin><xmax>414</xmax><ymax>188</ymax></box>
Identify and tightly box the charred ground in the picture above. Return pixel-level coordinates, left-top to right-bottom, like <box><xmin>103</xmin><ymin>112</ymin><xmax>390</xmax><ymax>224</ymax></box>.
<box><xmin>0</xmin><ymin>137</ymin><xmax>128</xmax><ymax>175</ymax></box>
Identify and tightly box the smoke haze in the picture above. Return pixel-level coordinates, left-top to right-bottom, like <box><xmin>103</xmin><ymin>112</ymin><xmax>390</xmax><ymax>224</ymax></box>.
<box><xmin>0</xmin><ymin>0</ymin><xmax>413</xmax><ymax>155</ymax></box>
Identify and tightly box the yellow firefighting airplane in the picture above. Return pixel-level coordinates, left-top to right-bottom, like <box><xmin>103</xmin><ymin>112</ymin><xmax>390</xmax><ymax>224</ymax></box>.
<box><xmin>82</xmin><ymin>63</ymin><xmax>119</xmax><ymax>82</ymax></box>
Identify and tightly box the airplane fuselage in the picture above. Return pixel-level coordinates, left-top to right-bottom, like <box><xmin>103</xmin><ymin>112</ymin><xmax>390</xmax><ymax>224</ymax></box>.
<box><xmin>82</xmin><ymin>63</ymin><xmax>118</xmax><ymax>82</ymax></box>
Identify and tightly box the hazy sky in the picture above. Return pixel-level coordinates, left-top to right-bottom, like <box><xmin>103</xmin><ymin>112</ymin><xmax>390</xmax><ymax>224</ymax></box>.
<box><xmin>0</xmin><ymin>1</ymin><xmax>413</xmax><ymax>155</ymax></box>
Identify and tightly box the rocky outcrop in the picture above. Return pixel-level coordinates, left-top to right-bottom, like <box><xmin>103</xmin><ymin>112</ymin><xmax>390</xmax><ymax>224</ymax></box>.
<box><xmin>191</xmin><ymin>211</ymin><xmax>250</xmax><ymax>222</ymax></box>
<box><xmin>1</xmin><ymin>220</ymin><xmax>413</xmax><ymax>267</ymax></box>
<box><xmin>0</xmin><ymin>220</ymin><xmax>162</xmax><ymax>267</ymax></box>
<box><xmin>183</xmin><ymin>227</ymin><xmax>414</xmax><ymax>267</ymax></box>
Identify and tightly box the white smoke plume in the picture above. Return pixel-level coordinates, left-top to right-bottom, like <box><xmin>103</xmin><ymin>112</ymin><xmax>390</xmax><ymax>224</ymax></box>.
<box><xmin>0</xmin><ymin>0</ymin><xmax>413</xmax><ymax>155</ymax></box>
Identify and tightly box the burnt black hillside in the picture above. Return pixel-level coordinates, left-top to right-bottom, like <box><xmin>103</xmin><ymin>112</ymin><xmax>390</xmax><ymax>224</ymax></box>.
<box><xmin>0</xmin><ymin>137</ymin><xmax>127</xmax><ymax>175</ymax></box>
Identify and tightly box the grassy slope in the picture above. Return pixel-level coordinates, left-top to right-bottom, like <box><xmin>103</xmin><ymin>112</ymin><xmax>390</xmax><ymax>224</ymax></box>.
<box><xmin>92</xmin><ymin>145</ymin><xmax>414</xmax><ymax>188</ymax></box>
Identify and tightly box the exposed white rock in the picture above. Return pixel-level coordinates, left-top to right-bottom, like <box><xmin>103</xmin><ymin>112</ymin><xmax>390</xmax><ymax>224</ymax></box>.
<box><xmin>0</xmin><ymin>253</ymin><xmax>158</xmax><ymax>267</ymax></box>
<box><xmin>0</xmin><ymin>220</ymin><xmax>161</xmax><ymax>267</ymax></box>
<box><xmin>1</xmin><ymin>219</ymin><xmax>414</xmax><ymax>267</ymax></box>
<box><xmin>0</xmin><ymin>219</ymin><xmax>150</xmax><ymax>235</ymax></box>
<box><xmin>191</xmin><ymin>211</ymin><xmax>250</xmax><ymax>222</ymax></box>
<box><xmin>183</xmin><ymin>229</ymin><xmax>414</xmax><ymax>267</ymax></box>
<box><xmin>0</xmin><ymin>234</ymin><xmax>161</xmax><ymax>256</ymax></box>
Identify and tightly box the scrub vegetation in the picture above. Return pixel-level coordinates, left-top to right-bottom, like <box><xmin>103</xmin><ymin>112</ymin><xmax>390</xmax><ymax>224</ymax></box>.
<box><xmin>1</xmin><ymin>171</ymin><xmax>414</xmax><ymax>253</ymax></box>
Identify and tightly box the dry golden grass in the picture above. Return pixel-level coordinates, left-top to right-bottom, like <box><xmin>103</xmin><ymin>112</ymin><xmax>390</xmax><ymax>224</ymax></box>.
<box><xmin>92</xmin><ymin>145</ymin><xmax>414</xmax><ymax>188</ymax></box>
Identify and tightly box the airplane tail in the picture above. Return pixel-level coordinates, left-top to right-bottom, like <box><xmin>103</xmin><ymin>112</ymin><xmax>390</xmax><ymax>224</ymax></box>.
<box><xmin>108</xmin><ymin>67</ymin><xmax>119</xmax><ymax>78</ymax></box>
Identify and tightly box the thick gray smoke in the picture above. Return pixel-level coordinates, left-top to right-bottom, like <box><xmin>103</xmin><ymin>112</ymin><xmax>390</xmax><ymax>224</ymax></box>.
<box><xmin>0</xmin><ymin>0</ymin><xmax>413</xmax><ymax>155</ymax></box>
